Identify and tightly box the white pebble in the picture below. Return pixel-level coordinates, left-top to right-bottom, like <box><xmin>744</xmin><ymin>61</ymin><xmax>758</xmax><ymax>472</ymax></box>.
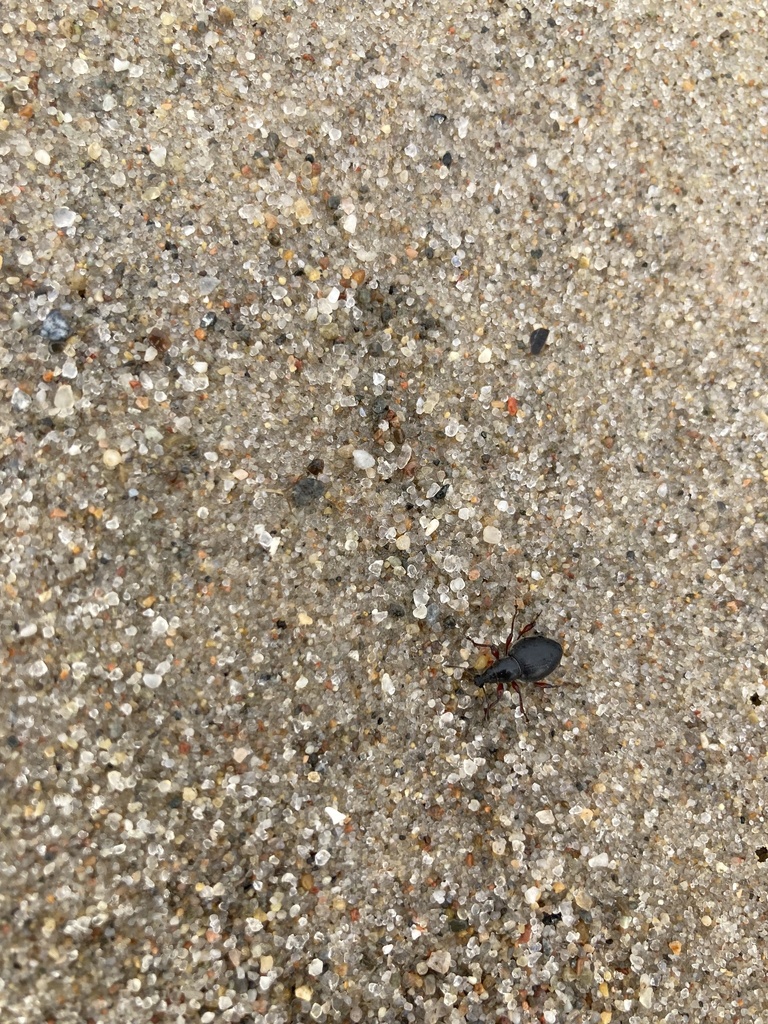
<box><xmin>483</xmin><ymin>525</ymin><xmax>502</xmax><ymax>545</ymax></box>
<box><xmin>103</xmin><ymin>449</ymin><xmax>122</xmax><ymax>468</ymax></box>
<box><xmin>352</xmin><ymin>449</ymin><xmax>375</xmax><ymax>470</ymax></box>
<box><xmin>54</xmin><ymin>384</ymin><xmax>74</xmax><ymax>411</ymax></box>
<box><xmin>149</xmin><ymin>144</ymin><xmax>167</xmax><ymax>167</ymax></box>
<box><xmin>426</xmin><ymin>950</ymin><xmax>452</xmax><ymax>974</ymax></box>
<box><xmin>536</xmin><ymin>808</ymin><xmax>555</xmax><ymax>824</ymax></box>
<box><xmin>524</xmin><ymin>886</ymin><xmax>541</xmax><ymax>905</ymax></box>
<box><xmin>53</xmin><ymin>208</ymin><xmax>77</xmax><ymax>228</ymax></box>
<box><xmin>478</xmin><ymin>347</ymin><xmax>493</xmax><ymax>363</ymax></box>
<box><xmin>150</xmin><ymin>616</ymin><xmax>168</xmax><ymax>635</ymax></box>
<box><xmin>11</xmin><ymin>389</ymin><xmax>31</xmax><ymax>411</ymax></box>
<box><xmin>325</xmin><ymin>806</ymin><xmax>347</xmax><ymax>826</ymax></box>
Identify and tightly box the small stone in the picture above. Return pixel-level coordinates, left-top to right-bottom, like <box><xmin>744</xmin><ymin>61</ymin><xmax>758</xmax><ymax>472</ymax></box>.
<box><xmin>483</xmin><ymin>525</ymin><xmax>502</xmax><ymax>545</ymax></box>
<box><xmin>150</xmin><ymin>616</ymin><xmax>168</xmax><ymax>635</ymax></box>
<box><xmin>478</xmin><ymin>347</ymin><xmax>492</xmax><ymax>363</ymax></box>
<box><xmin>148</xmin><ymin>144</ymin><xmax>167</xmax><ymax>167</ymax></box>
<box><xmin>536</xmin><ymin>808</ymin><xmax>555</xmax><ymax>824</ymax></box>
<box><xmin>352</xmin><ymin>449</ymin><xmax>375</xmax><ymax>470</ymax></box>
<box><xmin>308</xmin><ymin>958</ymin><xmax>324</xmax><ymax>977</ymax></box>
<box><xmin>638</xmin><ymin>978</ymin><xmax>654</xmax><ymax>1008</ymax></box>
<box><xmin>530</xmin><ymin>327</ymin><xmax>550</xmax><ymax>354</ymax></box>
<box><xmin>293</xmin><ymin>197</ymin><xmax>312</xmax><ymax>223</ymax></box>
<box><xmin>426</xmin><ymin>950</ymin><xmax>451</xmax><ymax>974</ymax></box>
<box><xmin>11</xmin><ymin>389</ymin><xmax>31</xmax><ymax>411</ymax></box>
<box><xmin>295</xmin><ymin>985</ymin><xmax>312</xmax><ymax>1002</ymax></box>
<box><xmin>53</xmin><ymin>208</ymin><xmax>77</xmax><ymax>228</ymax></box>
<box><xmin>40</xmin><ymin>310</ymin><xmax>71</xmax><ymax>343</ymax></box>
<box><xmin>292</xmin><ymin>477</ymin><xmax>324</xmax><ymax>507</ymax></box>
<box><xmin>325</xmin><ymin>806</ymin><xmax>347</xmax><ymax>826</ymax></box>
<box><xmin>103</xmin><ymin>449</ymin><xmax>123</xmax><ymax>468</ymax></box>
<box><xmin>53</xmin><ymin>384</ymin><xmax>74</xmax><ymax>411</ymax></box>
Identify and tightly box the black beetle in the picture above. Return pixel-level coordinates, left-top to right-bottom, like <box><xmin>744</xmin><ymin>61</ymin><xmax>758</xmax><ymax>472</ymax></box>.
<box><xmin>467</xmin><ymin>612</ymin><xmax>563</xmax><ymax>720</ymax></box>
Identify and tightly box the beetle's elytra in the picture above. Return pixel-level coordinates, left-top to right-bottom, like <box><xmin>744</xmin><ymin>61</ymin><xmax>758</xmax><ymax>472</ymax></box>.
<box><xmin>467</xmin><ymin>612</ymin><xmax>563</xmax><ymax>720</ymax></box>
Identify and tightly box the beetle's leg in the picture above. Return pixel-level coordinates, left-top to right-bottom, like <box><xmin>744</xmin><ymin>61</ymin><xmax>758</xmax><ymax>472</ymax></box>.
<box><xmin>503</xmin><ymin>610</ymin><xmax>519</xmax><ymax>654</ymax></box>
<box><xmin>467</xmin><ymin>636</ymin><xmax>501</xmax><ymax>660</ymax></box>
<box><xmin>517</xmin><ymin>613</ymin><xmax>540</xmax><ymax>640</ymax></box>
<box><xmin>483</xmin><ymin>681</ymin><xmax>505</xmax><ymax>720</ymax></box>
<box><xmin>510</xmin><ymin>681</ymin><xmax>529</xmax><ymax>721</ymax></box>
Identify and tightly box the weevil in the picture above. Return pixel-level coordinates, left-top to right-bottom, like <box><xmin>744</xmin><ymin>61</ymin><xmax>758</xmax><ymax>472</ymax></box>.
<box><xmin>467</xmin><ymin>611</ymin><xmax>563</xmax><ymax>720</ymax></box>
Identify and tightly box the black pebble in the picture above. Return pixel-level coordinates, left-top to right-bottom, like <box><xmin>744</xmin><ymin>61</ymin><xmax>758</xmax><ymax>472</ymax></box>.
<box><xmin>40</xmin><ymin>310</ymin><xmax>71</xmax><ymax>344</ymax></box>
<box><xmin>292</xmin><ymin>477</ymin><xmax>325</xmax><ymax>507</ymax></box>
<box><xmin>441</xmin><ymin>152</ymin><xmax>453</xmax><ymax>168</ymax></box>
<box><xmin>529</xmin><ymin>327</ymin><xmax>550</xmax><ymax>354</ymax></box>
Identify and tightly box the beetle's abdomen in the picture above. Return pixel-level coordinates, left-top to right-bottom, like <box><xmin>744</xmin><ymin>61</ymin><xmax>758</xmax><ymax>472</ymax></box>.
<box><xmin>475</xmin><ymin>656</ymin><xmax>522</xmax><ymax>687</ymax></box>
<box><xmin>510</xmin><ymin>637</ymin><xmax>563</xmax><ymax>681</ymax></box>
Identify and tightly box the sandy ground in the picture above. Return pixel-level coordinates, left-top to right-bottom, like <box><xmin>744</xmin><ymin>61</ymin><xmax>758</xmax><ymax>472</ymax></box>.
<box><xmin>2</xmin><ymin>1</ymin><xmax>768</xmax><ymax>1021</ymax></box>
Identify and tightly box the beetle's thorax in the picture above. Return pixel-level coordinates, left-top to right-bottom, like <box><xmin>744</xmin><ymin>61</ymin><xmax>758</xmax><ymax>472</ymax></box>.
<box><xmin>475</xmin><ymin>655</ymin><xmax>522</xmax><ymax>686</ymax></box>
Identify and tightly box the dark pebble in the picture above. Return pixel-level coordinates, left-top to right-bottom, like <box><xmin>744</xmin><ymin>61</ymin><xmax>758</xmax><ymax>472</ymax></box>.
<box><xmin>40</xmin><ymin>310</ymin><xmax>71</xmax><ymax>344</ymax></box>
<box><xmin>432</xmin><ymin>483</ymin><xmax>450</xmax><ymax>502</ymax></box>
<box><xmin>441</xmin><ymin>152</ymin><xmax>453</xmax><ymax>168</ymax></box>
<box><xmin>388</xmin><ymin>602</ymin><xmax>406</xmax><ymax>618</ymax></box>
<box><xmin>529</xmin><ymin>327</ymin><xmax>550</xmax><ymax>354</ymax></box>
<box><xmin>306</xmin><ymin>457</ymin><xmax>324</xmax><ymax>477</ymax></box>
<box><xmin>292</xmin><ymin>477</ymin><xmax>325</xmax><ymax>507</ymax></box>
<box><xmin>200</xmin><ymin>311</ymin><xmax>217</xmax><ymax>329</ymax></box>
